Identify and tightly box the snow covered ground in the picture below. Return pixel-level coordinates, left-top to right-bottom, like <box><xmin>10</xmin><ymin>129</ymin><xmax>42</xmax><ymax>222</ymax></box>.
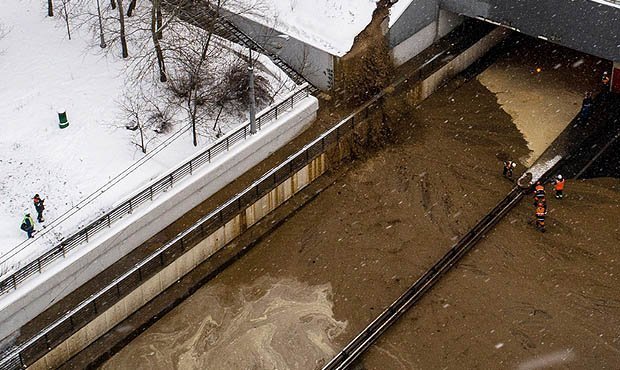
<box><xmin>231</xmin><ymin>0</ymin><xmax>415</xmax><ymax>56</ymax></box>
<box><xmin>0</xmin><ymin>0</ymin><xmax>295</xmax><ymax>277</ymax></box>
<box><xmin>233</xmin><ymin>0</ymin><xmax>379</xmax><ymax>56</ymax></box>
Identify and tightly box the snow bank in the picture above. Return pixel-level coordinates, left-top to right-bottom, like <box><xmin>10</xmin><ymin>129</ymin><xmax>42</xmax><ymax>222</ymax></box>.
<box><xmin>232</xmin><ymin>0</ymin><xmax>378</xmax><ymax>56</ymax></box>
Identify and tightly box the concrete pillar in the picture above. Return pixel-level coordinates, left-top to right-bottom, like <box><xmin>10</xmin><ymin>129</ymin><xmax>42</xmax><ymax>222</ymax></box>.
<box><xmin>612</xmin><ymin>61</ymin><xmax>620</xmax><ymax>93</ymax></box>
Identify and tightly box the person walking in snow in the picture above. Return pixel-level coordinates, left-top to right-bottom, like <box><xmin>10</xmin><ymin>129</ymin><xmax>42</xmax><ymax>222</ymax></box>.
<box><xmin>33</xmin><ymin>194</ymin><xmax>45</xmax><ymax>222</ymax></box>
<box><xmin>552</xmin><ymin>174</ymin><xmax>565</xmax><ymax>199</ymax></box>
<box><xmin>21</xmin><ymin>213</ymin><xmax>35</xmax><ymax>238</ymax></box>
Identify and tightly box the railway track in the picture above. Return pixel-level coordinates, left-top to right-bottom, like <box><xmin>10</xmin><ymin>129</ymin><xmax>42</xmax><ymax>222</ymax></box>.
<box><xmin>323</xmin><ymin>185</ymin><xmax>525</xmax><ymax>370</ymax></box>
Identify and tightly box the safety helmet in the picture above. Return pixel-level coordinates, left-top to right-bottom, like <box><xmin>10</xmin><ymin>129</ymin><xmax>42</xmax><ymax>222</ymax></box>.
<box><xmin>511</xmin><ymin>162</ymin><xmax>516</xmax><ymax>168</ymax></box>
<box><xmin>557</xmin><ymin>174</ymin><xmax>563</xmax><ymax>180</ymax></box>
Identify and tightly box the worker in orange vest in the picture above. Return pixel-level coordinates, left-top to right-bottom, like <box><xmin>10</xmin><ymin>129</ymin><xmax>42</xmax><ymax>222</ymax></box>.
<box><xmin>535</xmin><ymin>204</ymin><xmax>547</xmax><ymax>232</ymax></box>
<box><xmin>533</xmin><ymin>181</ymin><xmax>545</xmax><ymax>201</ymax></box>
<box><xmin>533</xmin><ymin>196</ymin><xmax>547</xmax><ymax>211</ymax></box>
<box><xmin>553</xmin><ymin>174</ymin><xmax>565</xmax><ymax>199</ymax></box>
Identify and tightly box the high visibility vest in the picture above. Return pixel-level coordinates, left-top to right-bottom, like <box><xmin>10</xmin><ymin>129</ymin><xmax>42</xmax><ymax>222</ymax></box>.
<box><xmin>536</xmin><ymin>206</ymin><xmax>546</xmax><ymax>217</ymax></box>
<box><xmin>535</xmin><ymin>184</ymin><xmax>544</xmax><ymax>193</ymax></box>
<box><xmin>23</xmin><ymin>216</ymin><xmax>34</xmax><ymax>228</ymax></box>
<box><xmin>555</xmin><ymin>179</ymin><xmax>565</xmax><ymax>191</ymax></box>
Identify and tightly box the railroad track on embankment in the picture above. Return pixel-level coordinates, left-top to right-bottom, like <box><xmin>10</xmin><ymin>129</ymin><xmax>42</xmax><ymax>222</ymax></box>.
<box><xmin>322</xmin><ymin>185</ymin><xmax>526</xmax><ymax>370</ymax></box>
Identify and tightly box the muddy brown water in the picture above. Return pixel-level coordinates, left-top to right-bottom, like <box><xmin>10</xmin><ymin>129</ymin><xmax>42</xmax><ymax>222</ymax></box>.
<box><xmin>103</xmin><ymin>39</ymin><xmax>620</xmax><ymax>369</ymax></box>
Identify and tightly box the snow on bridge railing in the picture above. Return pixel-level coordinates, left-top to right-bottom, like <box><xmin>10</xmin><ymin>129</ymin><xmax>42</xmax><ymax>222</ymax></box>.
<box><xmin>0</xmin><ymin>84</ymin><xmax>313</xmax><ymax>298</ymax></box>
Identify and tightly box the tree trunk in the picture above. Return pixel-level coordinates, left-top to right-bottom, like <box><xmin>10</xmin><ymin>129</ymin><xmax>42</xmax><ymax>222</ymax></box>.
<box><xmin>62</xmin><ymin>0</ymin><xmax>71</xmax><ymax>40</ymax></box>
<box><xmin>151</xmin><ymin>0</ymin><xmax>167</xmax><ymax>81</ymax></box>
<box><xmin>156</xmin><ymin>5</ymin><xmax>163</xmax><ymax>40</ymax></box>
<box><xmin>96</xmin><ymin>0</ymin><xmax>107</xmax><ymax>48</ymax></box>
<box><xmin>117</xmin><ymin>0</ymin><xmax>129</xmax><ymax>58</ymax></box>
<box><xmin>139</xmin><ymin>125</ymin><xmax>146</xmax><ymax>153</ymax></box>
<box><xmin>126</xmin><ymin>0</ymin><xmax>137</xmax><ymax>17</ymax></box>
<box><xmin>189</xmin><ymin>96</ymin><xmax>197</xmax><ymax>147</ymax></box>
<box><xmin>110</xmin><ymin>0</ymin><xmax>116</xmax><ymax>10</ymax></box>
<box><xmin>47</xmin><ymin>0</ymin><xmax>54</xmax><ymax>16</ymax></box>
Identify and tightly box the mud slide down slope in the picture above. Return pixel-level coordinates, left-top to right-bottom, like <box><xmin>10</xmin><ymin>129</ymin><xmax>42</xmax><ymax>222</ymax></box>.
<box><xmin>336</xmin><ymin>0</ymin><xmax>394</xmax><ymax>104</ymax></box>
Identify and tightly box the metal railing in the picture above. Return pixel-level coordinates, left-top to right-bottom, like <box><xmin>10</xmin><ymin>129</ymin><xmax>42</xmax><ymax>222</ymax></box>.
<box><xmin>0</xmin><ymin>86</ymin><xmax>379</xmax><ymax>370</ymax></box>
<box><xmin>0</xmin><ymin>84</ymin><xmax>313</xmax><ymax>298</ymax></box>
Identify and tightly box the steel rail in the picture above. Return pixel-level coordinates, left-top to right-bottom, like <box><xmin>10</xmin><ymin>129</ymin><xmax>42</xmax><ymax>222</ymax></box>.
<box><xmin>323</xmin><ymin>186</ymin><xmax>525</xmax><ymax>370</ymax></box>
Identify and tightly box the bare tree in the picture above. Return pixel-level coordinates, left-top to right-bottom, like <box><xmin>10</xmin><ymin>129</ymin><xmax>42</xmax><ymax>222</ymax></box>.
<box><xmin>166</xmin><ymin>23</ymin><xmax>217</xmax><ymax>146</ymax></box>
<box><xmin>48</xmin><ymin>0</ymin><xmax>54</xmax><ymax>16</ymax></box>
<box><xmin>119</xmin><ymin>87</ymin><xmax>174</xmax><ymax>153</ymax></box>
<box><xmin>214</xmin><ymin>59</ymin><xmax>273</xmax><ymax>112</ymax></box>
<box><xmin>121</xmin><ymin>93</ymin><xmax>149</xmax><ymax>153</ymax></box>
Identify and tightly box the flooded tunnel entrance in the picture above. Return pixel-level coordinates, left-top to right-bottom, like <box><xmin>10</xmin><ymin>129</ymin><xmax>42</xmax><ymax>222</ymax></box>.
<box><xmin>98</xmin><ymin>34</ymin><xmax>620</xmax><ymax>370</ymax></box>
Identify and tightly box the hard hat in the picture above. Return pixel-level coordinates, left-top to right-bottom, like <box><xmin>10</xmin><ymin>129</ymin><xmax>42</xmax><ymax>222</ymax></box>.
<box><xmin>557</xmin><ymin>174</ymin><xmax>563</xmax><ymax>180</ymax></box>
<box><xmin>511</xmin><ymin>162</ymin><xmax>516</xmax><ymax>168</ymax></box>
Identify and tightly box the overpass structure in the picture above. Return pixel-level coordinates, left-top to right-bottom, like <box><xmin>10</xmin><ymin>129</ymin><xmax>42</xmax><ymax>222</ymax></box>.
<box><xmin>442</xmin><ymin>0</ymin><xmax>620</xmax><ymax>61</ymax></box>
<box><xmin>391</xmin><ymin>0</ymin><xmax>620</xmax><ymax>91</ymax></box>
<box><xmin>222</xmin><ymin>0</ymin><xmax>619</xmax><ymax>92</ymax></box>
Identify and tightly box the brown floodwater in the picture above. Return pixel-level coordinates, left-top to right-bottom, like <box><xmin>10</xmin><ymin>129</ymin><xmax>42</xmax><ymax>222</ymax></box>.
<box><xmin>103</xmin><ymin>37</ymin><xmax>619</xmax><ymax>370</ymax></box>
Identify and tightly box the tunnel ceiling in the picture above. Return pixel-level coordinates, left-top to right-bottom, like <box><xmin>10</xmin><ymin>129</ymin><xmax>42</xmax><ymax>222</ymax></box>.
<box><xmin>440</xmin><ymin>0</ymin><xmax>620</xmax><ymax>61</ymax></box>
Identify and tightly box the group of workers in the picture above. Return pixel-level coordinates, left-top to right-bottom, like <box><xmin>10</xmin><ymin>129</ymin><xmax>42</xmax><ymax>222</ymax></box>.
<box><xmin>503</xmin><ymin>160</ymin><xmax>565</xmax><ymax>233</ymax></box>
<box><xmin>499</xmin><ymin>70</ymin><xmax>613</xmax><ymax>232</ymax></box>
<box><xmin>532</xmin><ymin>176</ymin><xmax>564</xmax><ymax>232</ymax></box>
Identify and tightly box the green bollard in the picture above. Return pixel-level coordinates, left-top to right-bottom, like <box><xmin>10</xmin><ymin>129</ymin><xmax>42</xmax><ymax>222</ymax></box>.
<box><xmin>58</xmin><ymin>110</ymin><xmax>69</xmax><ymax>129</ymax></box>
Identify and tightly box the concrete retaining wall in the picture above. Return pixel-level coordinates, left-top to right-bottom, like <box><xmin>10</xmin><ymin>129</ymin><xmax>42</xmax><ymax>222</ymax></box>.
<box><xmin>26</xmin><ymin>26</ymin><xmax>508</xmax><ymax>369</ymax></box>
<box><xmin>404</xmin><ymin>27</ymin><xmax>508</xmax><ymax>102</ymax></box>
<box><xmin>0</xmin><ymin>96</ymin><xmax>319</xmax><ymax>345</ymax></box>
<box><xmin>391</xmin><ymin>9</ymin><xmax>463</xmax><ymax>67</ymax></box>
<box><xmin>30</xmin><ymin>153</ymin><xmax>328</xmax><ymax>370</ymax></box>
<box><xmin>223</xmin><ymin>10</ymin><xmax>336</xmax><ymax>91</ymax></box>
